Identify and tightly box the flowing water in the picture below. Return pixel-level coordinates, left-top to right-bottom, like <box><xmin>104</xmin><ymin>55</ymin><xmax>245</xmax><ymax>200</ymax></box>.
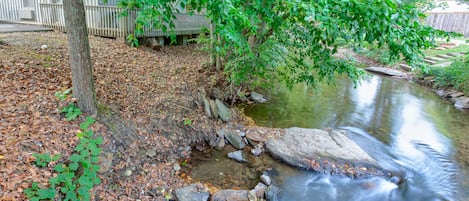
<box><xmin>243</xmin><ymin>75</ymin><xmax>469</xmax><ymax>201</ymax></box>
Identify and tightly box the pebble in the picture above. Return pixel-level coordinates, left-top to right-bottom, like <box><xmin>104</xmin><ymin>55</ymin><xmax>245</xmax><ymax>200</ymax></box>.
<box><xmin>390</xmin><ymin>176</ymin><xmax>402</xmax><ymax>184</ymax></box>
<box><xmin>251</xmin><ymin>148</ymin><xmax>263</xmax><ymax>156</ymax></box>
<box><xmin>124</xmin><ymin>169</ymin><xmax>132</xmax><ymax>177</ymax></box>
<box><xmin>146</xmin><ymin>149</ymin><xmax>157</xmax><ymax>157</ymax></box>
<box><xmin>173</xmin><ymin>163</ymin><xmax>181</xmax><ymax>172</ymax></box>
<box><xmin>260</xmin><ymin>175</ymin><xmax>271</xmax><ymax>186</ymax></box>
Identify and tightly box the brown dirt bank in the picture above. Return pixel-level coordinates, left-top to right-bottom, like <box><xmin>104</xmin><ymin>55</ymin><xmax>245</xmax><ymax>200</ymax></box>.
<box><xmin>0</xmin><ymin>31</ymin><xmax>231</xmax><ymax>200</ymax></box>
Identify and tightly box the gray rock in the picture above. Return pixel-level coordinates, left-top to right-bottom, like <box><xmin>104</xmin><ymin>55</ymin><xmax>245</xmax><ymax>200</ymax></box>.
<box><xmin>454</xmin><ymin>97</ymin><xmax>469</xmax><ymax>109</ymax></box>
<box><xmin>225</xmin><ymin>131</ymin><xmax>246</xmax><ymax>149</ymax></box>
<box><xmin>248</xmin><ymin>190</ymin><xmax>257</xmax><ymax>201</ymax></box>
<box><xmin>216</xmin><ymin>128</ymin><xmax>226</xmax><ymax>139</ymax></box>
<box><xmin>253</xmin><ymin>182</ymin><xmax>267</xmax><ymax>198</ymax></box>
<box><xmin>209</xmin><ymin>99</ymin><xmax>218</xmax><ymax>119</ymax></box>
<box><xmin>146</xmin><ymin>149</ymin><xmax>157</xmax><ymax>157</ymax></box>
<box><xmin>436</xmin><ymin>90</ymin><xmax>449</xmax><ymax>98</ymax></box>
<box><xmin>366</xmin><ymin>67</ymin><xmax>406</xmax><ymax>77</ymax></box>
<box><xmin>266</xmin><ymin>128</ymin><xmax>377</xmax><ymax>170</ymax></box>
<box><xmin>250</xmin><ymin>91</ymin><xmax>269</xmax><ymax>103</ymax></box>
<box><xmin>175</xmin><ymin>183</ymin><xmax>210</xmax><ymax>201</ymax></box>
<box><xmin>202</xmin><ymin>96</ymin><xmax>211</xmax><ymax>117</ymax></box>
<box><xmin>173</xmin><ymin>163</ymin><xmax>181</xmax><ymax>172</ymax></box>
<box><xmin>432</xmin><ymin>61</ymin><xmax>453</xmax><ymax>68</ymax></box>
<box><xmin>251</xmin><ymin>147</ymin><xmax>263</xmax><ymax>156</ymax></box>
<box><xmin>124</xmin><ymin>169</ymin><xmax>132</xmax><ymax>177</ymax></box>
<box><xmin>449</xmin><ymin>91</ymin><xmax>464</xmax><ymax>99</ymax></box>
<box><xmin>211</xmin><ymin>190</ymin><xmax>249</xmax><ymax>201</ymax></box>
<box><xmin>227</xmin><ymin>150</ymin><xmax>248</xmax><ymax>163</ymax></box>
<box><xmin>260</xmin><ymin>174</ymin><xmax>271</xmax><ymax>186</ymax></box>
<box><xmin>215</xmin><ymin>99</ymin><xmax>232</xmax><ymax>122</ymax></box>
<box><xmin>216</xmin><ymin>137</ymin><xmax>226</xmax><ymax>149</ymax></box>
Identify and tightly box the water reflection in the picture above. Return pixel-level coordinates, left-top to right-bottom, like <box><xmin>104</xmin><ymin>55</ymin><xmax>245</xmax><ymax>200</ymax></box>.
<box><xmin>244</xmin><ymin>75</ymin><xmax>469</xmax><ymax>200</ymax></box>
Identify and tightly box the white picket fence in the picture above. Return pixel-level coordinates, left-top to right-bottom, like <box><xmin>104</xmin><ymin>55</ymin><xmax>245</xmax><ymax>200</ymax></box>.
<box><xmin>0</xmin><ymin>0</ymin><xmax>209</xmax><ymax>38</ymax></box>
<box><xmin>39</xmin><ymin>2</ymin><xmax>208</xmax><ymax>38</ymax></box>
<box><xmin>0</xmin><ymin>0</ymin><xmax>45</xmax><ymax>23</ymax></box>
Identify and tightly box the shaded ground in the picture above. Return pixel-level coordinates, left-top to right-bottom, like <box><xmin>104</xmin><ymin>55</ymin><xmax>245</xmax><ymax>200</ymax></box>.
<box><xmin>0</xmin><ymin>31</ymin><xmax>225</xmax><ymax>200</ymax></box>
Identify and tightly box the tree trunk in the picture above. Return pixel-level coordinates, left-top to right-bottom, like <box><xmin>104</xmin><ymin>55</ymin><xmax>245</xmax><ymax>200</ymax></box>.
<box><xmin>63</xmin><ymin>0</ymin><xmax>98</xmax><ymax>115</ymax></box>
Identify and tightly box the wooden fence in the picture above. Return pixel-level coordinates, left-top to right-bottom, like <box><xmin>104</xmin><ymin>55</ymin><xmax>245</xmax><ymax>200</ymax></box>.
<box><xmin>426</xmin><ymin>12</ymin><xmax>469</xmax><ymax>37</ymax></box>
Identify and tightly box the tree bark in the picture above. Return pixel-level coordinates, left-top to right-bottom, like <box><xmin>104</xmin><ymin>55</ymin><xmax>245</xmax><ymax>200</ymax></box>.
<box><xmin>63</xmin><ymin>0</ymin><xmax>98</xmax><ymax>115</ymax></box>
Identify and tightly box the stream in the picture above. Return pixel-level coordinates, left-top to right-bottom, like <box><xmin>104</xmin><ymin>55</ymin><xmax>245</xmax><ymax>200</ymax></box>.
<box><xmin>242</xmin><ymin>75</ymin><xmax>469</xmax><ymax>201</ymax></box>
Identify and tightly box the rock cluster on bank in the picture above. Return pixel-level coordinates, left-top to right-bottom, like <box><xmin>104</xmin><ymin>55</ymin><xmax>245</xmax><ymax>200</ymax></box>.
<box><xmin>198</xmin><ymin>88</ymin><xmax>270</xmax><ymax>122</ymax></box>
<box><xmin>173</xmin><ymin>125</ymin><xmax>391</xmax><ymax>201</ymax></box>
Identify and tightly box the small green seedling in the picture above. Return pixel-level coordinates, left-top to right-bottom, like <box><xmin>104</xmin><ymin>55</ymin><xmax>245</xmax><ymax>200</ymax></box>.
<box><xmin>55</xmin><ymin>88</ymin><xmax>72</xmax><ymax>101</ymax></box>
<box><xmin>61</xmin><ymin>103</ymin><xmax>82</xmax><ymax>121</ymax></box>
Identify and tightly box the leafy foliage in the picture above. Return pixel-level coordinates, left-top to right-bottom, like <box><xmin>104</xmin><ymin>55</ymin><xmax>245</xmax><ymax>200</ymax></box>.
<box><xmin>119</xmin><ymin>0</ymin><xmax>459</xmax><ymax>88</ymax></box>
<box><xmin>422</xmin><ymin>55</ymin><xmax>469</xmax><ymax>94</ymax></box>
<box><xmin>25</xmin><ymin>116</ymin><xmax>102</xmax><ymax>201</ymax></box>
<box><xmin>55</xmin><ymin>88</ymin><xmax>72</xmax><ymax>101</ymax></box>
<box><xmin>183</xmin><ymin>119</ymin><xmax>192</xmax><ymax>126</ymax></box>
<box><xmin>32</xmin><ymin>153</ymin><xmax>61</xmax><ymax>168</ymax></box>
<box><xmin>61</xmin><ymin>103</ymin><xmax>82</xmax><ymax>121</ymax></box>
<box><xmin>56</xmin><ymin>88</ymin><xmax>83</xmax><ymax>121</ymax></box>
<box><xmin>23</xmin><ymin>182</ymin><xmax>56</xmax><ymax>201</ymax></box>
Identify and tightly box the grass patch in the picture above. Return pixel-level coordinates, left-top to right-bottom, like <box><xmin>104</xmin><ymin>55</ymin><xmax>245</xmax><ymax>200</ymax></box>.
<box><xmin>419</xmin><ymin>55</ymin><xmax>469</xmax><ymax>94</ymax></box>
<box><xmin>425</xmin><ymin>44</ymin><xmax>469</xmax><ymax>57</ymax></box>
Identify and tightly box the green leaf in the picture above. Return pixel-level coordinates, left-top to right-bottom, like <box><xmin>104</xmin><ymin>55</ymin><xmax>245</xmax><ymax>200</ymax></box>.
<box><xmin>60</xmin><ymin>186</ymin><xmax>68</xmax><ymax>193</ymax></box>
<box><xmin>65</xmin><ymin>189</ymin><xmax>78</xmax><ymax>200</ymax></box>
<box><xmin>69</xmin><ymin>162</ymin><xmax>79</xmax><ymax>171</ymax></box>
<box><xmin>36</xmin><ymin>188</ymin><xmax>56</xmax><ymax>199</ymax></box>
<box><xmin>75</xmin><ymin>143</ymin><xmax>84</xmax><ymax>151</ymax></box>
<box><xmin>93</xmin><ymin>137</ymin><xmax>103</xmax><ymax>145</ymax></box>
<box><xmin>83</xmin><ymin>129</ymin><xmax>94</xmax><ymax>138</ymax></box>
<box><xmin>90</xmin><ymin>156</ymin><xmax>99</xmax><ymax>163</ymax></box>
<box><xmin>70</xmin><ymin>154</ymin><xmax>81</xmax><ymax>163</ymax></box>
<box><xmin>80</xmin><ymin>116</ymin><xmax>95</xmax><ymax>130</ymax></box>
<box><xmin>49</xmin><ymin>176</ymin><xmax>60</xmax><ymax>186</ymax></box>
<box><xmin>77</xmin><ymin>131</ymin><xmax>84</xmax><ymax>139</ymax></box>
<box><xmin>91</xmin><ymin>164</ymin><xmax>100</xmax><ymax>172</ymax></box>
<box><xmin>78</xmin><ymin>186</ymin><xmax>91</xmax><ymax>201</ymax></box>
<box><xmin>54</xmin><ymin>163</ymin><xmax>66</xmax><ymax>173</ymax></box>
<box><xmin>52</xmin><ymin>154</ymin><xmax>61</xmax><ymax>161</ymax></box>
<box><xmin>90</xmin><ymin>147</ymin><xmax>101</xmax><ymax>156</ymax></box>
<box><xmin>78</xmin><ymin>175</ymin><xmax>92</xmax><ymax>186</ymax></box>
<box><xmin>93</xmin><ymin>177</ymin><xmax>101</xmax><ymax>185</ymax></box>
<box><xmin>23</xmin><ymin>188</ymin><xmax>36</xmax><ymax>198</ymax></box>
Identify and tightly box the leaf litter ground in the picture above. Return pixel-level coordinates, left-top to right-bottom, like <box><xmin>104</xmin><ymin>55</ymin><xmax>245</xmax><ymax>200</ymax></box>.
<box><xmin>0</xmin><ymin>31</ymin><xmax>224</xmax><ymax>200</ymax></box>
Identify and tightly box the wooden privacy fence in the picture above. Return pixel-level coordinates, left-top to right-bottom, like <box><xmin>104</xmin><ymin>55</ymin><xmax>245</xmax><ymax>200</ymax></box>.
<box><xmin>38</xmin><ymin>2</ymin><xmax>209</xmax><ymax>38</ymax></box>
<box><xmin>426</xmin><ymin>12</ymin><xmax>469</xmax><ymax>37</ymax></box>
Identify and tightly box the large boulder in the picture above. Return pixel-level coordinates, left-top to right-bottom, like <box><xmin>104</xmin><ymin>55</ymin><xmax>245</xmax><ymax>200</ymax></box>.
<box><xmin>266</xmin><ymin>128</ymin><xmax>384</xmax><ymax>177</ymax></box>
